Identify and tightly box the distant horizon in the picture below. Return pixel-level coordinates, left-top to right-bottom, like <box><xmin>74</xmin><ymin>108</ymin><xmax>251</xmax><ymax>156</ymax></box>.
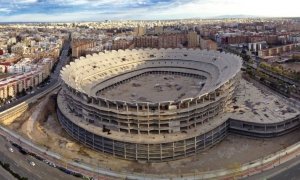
<box><xmin>1</xmin><ymin>15</ymin><xmax>300</xmax><ymax>24</ymax></box>
<box><xmin>0</xmin><ymin>0</ymin><xmax>300</xmax><ymax>22</ymax></box>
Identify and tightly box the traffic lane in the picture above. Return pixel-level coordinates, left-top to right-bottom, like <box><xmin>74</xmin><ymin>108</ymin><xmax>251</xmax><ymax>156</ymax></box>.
<box><xmin>0</xmin><ymin>137</ymin><xmax>40</xmax><ymax>180</ymax></box>
<box><xmin>25</xmin><ymin>156</ymin><xmax>80</xmax><ymax>180</ymax></box>
<box><xmin>245</xmin><ymin>154</ymin><xmax>300</xmax><ymax>180</ymax></box>
<box><xmin>0</xmin><ymin>166</ymin><xmax>16</xmax><ymax>180</ymax></box>
<box><xmin>0</xmin><ymin>137</ymin><xmax>79</xmax><ymax>180</ymax></box>
<box><xmin>269</xmin><ymin>163</ymin><xmax>300</xmax><ymax>180</ymax></box>
<box><xmin>2</xmin><ymin>129</ymin><xmax>109</xmax><ymax>180</ymax></box>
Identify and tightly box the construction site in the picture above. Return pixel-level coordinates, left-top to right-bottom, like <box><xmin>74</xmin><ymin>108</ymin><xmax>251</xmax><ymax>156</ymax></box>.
<box><xmin>1</xmin><ymin>77</ymin><xmax>300</xmax><ymax>177</ymax></box>
<box><xmin>1</xmin><ymin>48</ymin><xmax>299</xmax><ymax>178</ymax></box>
<box><xmin>57</xmin><ymin>48</ymin><xmax>299</xmax><ymax>162</ymax></box>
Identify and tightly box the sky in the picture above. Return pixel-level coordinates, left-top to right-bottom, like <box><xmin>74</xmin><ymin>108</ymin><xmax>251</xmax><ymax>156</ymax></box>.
<box><xmin>0</xmin><ymin>0</ymin><xmax>299</xmax><ymax>22</ymax></box>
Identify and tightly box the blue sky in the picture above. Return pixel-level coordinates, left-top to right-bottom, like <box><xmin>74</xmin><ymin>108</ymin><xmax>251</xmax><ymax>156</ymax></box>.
<box><xmin>0</xmin><ymin>0</ymin><xmax>299</xmax><ymax>22</ymax></box>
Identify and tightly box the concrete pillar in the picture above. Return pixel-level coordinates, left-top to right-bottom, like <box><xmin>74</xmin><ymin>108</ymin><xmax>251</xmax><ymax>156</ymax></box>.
<box><xmin>194</xmin><ymin>137</ymin><xmax>197</xmax><ymax>152</ymax></box>
<box><xmin>138</xmin><ymin>119</ymin><xmax>140</xmax><ymax>134</ymax></box>
<box><xmin>211</xmin><ymin>131</ymin><xmax>214</xmax><ymax>145</ymax></box>
<box><xmin>102</xmin><ymin>136</ymin><xmax>104</xmax><ymax>152</ymax></box>
<box><xmin>147</xmin><ymin>103</ymin><xmax>150</xmax><ymax>118</ymax></box>
<box><xmin>184</xmin><ymin>140</ymin><xmax>187</xmax><ymax>157</ymax></box>
<box><xmin>203</xmin><ymin>134</ymin><xmax>206</xmax><ymax>148</ymax></box>
<box><xmin>172</xmin><ymin>142</ymin><xmax>175</xmax><ymax>159</ymax></box>
<box><xmin>113</xmin><ymin>141</ymin><xmax>115</xmax><ymax>156</ymax></box>
<box><xmin>135</xmin><ymin>144</ymin><xmax>138</xmax><ymax>160</ymax></box>
<box><xmin>158</xmin><ymin>103</ymin><xmax>160</xmax><ymax>117</ymax></box>
<box><xmin>124</xmin><ymin>144</ymin><xmax>127</xmax><ymax>159</ymax></box>
<box><xmin>147</xmin><ymin>144</ymin><xmax>150</xmax><ymax>161</ymax></box>
<box><xmin>160</xmin><ymin>144</ymin><xmax>163</xmax><ymax>160</ymax></box>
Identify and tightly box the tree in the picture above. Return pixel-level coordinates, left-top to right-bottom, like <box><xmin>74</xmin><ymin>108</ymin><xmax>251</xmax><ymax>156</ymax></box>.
<box><xmin>3</xmin><ymin>163</ymin><xmax>10</xmax><ymax>170</ymax></box>
<box><xmin>16</xmin><ymin>91</ymin><xmax>21</xmax><ymax>97</ymax></box>
<box><xmin>7</xmin><ymin>95</ymin><xmax>13</xmax><ymax>101</ymax></box>
<box><xmin>21</xmin><ymin>88</ymin><xmax>27</xmax><ymax>96</ymax></box>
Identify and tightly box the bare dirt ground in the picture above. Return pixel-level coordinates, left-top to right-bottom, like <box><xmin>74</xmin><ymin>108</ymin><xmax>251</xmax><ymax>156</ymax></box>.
<box><xmin>4</xmin><ymin>94</ymin><xmax>300</xmax><ymax>176</ymax></box>
<box><xmin>100</xmin><ymin>73</ymin><xmax>205</xmax><ymax>102</ymax></box>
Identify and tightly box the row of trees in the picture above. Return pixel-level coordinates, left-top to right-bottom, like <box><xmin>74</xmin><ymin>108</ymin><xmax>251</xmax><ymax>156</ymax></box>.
<box><xmin>259</xmin><ymin>62</ymin><xmax>300</xmax><ymax>82</ymax></box>
<box><xmin>246</xmin><ymin>66</ymin><xmax>294</xmax><ymax>97</ymax></box>
<box><xmin>0</xmin><ymin>160</ymin><xmax>28</xmax><ymax>180</ymax></box>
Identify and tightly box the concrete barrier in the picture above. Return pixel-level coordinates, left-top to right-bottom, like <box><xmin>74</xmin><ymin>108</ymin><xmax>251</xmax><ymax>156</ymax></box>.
<box><xmin>0</xmin><ymin>82</ymin><xmax>61</xmax><ymax>123</ymax></box>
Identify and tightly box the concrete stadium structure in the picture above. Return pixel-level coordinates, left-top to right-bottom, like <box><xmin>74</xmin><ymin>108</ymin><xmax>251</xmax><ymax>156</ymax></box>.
<box><xmin>56</xmin><ymin>48</ymin><xmax>246</xmax><ymax>162</ymax></box>
<box><xmin>57</xmin><ymin>48</ymin><xmax>300</xmax><ymax>162</ymax></box>
<box><xmin>62</xmin><ymin>49</ymin><xmax>300</xmax><ymax>162</ymax></box>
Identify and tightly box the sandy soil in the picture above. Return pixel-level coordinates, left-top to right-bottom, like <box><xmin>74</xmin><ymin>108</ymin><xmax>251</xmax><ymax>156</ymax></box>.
<box><xmin>3</xmin><ymin>89</ymin><xmax>300</xmax><ymax>176</ymax></box>
<box><xmin>26</xmin><ymin>97</ymin><xmax>49</xmax><ymax>139</ymax></box>
<box><xmin>100</xmin><ymin>73</ymin><xmax>205</xmax><ymax>102</ymax></box>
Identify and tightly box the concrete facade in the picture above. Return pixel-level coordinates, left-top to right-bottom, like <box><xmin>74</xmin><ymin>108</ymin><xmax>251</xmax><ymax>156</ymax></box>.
<box><xmin>258</xmin><ymin>44</ymin><xmax>297</xmax><ymax>58</ymax></box>
<box><xmin>58</xmin><ymin>48</ymin><xmax>245</xmax><ymax>162</ymax></box>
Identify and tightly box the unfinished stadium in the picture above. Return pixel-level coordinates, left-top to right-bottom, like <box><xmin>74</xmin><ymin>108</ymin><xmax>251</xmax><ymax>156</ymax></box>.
<box><xmin>57</xmin><ymin>48</ymin><xmax>300</xmax><ymax>162</ymax></box>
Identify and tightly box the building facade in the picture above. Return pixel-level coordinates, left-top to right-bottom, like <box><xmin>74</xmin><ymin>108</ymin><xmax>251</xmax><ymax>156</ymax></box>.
<box><xmin>57</xmin><ymin>49</ymin><xmax>243</xmax><ymax>162</ymax></box>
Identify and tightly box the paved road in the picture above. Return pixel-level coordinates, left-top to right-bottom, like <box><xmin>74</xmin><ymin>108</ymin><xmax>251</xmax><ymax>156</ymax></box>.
<box><xmin>0</xmin><ymin>166</ymin><xmax>15</xmax><ymax>180</ymax></box>
<box><xmin>0</xmin><ymin>135</ymin><xmax>79</xmax><ymax>180</ymax></box>
<box><xmin>270</xmin><ymin>163</ymin><xmax>300</xmax><ymax>180</ymax></box>
<box><xmin>245</xmin><ymin>153</ymin><xmax>300</xmax><ymax>180</ymax></box>
<box><xmin>0</xmin><ymin>126</ymin><xmax>111</xmax><ymax>180</ymax></box>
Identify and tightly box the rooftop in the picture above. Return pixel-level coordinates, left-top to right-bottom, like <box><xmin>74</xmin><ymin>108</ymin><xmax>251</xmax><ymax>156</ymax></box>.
<box><xmin>229</xmin><ymin>78</ymin><xmax>299</xmax><ymax>123</ymax></box>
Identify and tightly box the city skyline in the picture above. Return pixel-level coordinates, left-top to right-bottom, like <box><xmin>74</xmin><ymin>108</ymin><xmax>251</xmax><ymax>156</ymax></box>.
<box><xmin>0</xmin><ymin>0</ymin><xmax>300</xmax><ymax>22</ymax></box>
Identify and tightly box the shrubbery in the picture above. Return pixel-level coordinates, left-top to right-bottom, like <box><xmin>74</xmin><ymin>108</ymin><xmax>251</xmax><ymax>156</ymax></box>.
<box><xmin>0</xmin><ymin>160</ymin><xmax>28</xmax><ymax>180</ymax></box>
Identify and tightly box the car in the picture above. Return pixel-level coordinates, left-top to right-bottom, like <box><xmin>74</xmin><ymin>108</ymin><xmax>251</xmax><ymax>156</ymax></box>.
<box><xmin>29</xmin><ymin>161</ymin><xmax>36</xmax><ymax>166</ymax></box>
<box><xmin>8</xmin><ymin>147</ymin><xmax>14</xmax><ymax>152</ymax></box>
<box><xmin>49</xmin><ymin>162</ymin><xmax>56</xmax><ymax>168</ymax></box>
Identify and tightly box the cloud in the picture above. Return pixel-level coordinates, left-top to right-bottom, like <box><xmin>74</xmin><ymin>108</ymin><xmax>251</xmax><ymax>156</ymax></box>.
<box><xmin>0</xmin><ymin>0</ymin><xmax>299</xmax><ymax>22</ymax></box>
<box><xmin>17</xmin><ymin>0</ymin><xmax>38</xmax><ymax>3</ymax></box>
<box><xmin>0</xmin><ymin>8</ymin><xmax>11</xmax><ymax>13</ymax></box>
